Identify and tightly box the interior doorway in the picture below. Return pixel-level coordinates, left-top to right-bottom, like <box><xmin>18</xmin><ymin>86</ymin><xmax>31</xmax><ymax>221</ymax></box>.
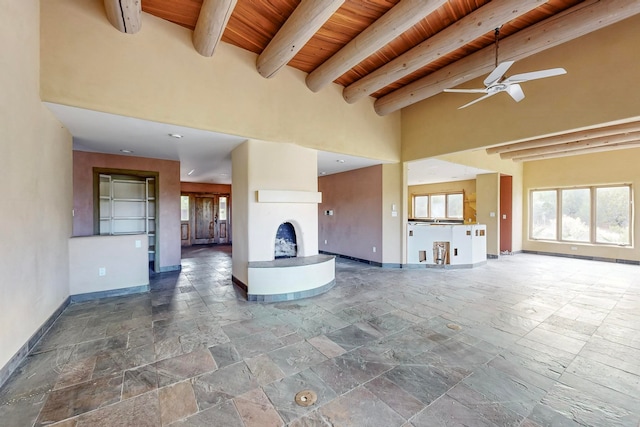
<box><xmin>182</xmin><ymin>193</ymin><xmax>230</xmax><ymax>246</ymax></box>
<box><xmin>500</xmin><ymin>175</ymin><xmax>513</xmax><ymax>253</ymax></box>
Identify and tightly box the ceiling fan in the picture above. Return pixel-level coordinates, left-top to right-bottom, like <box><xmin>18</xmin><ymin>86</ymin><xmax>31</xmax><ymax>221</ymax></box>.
<box><xmin>444</xmin><ymin>28</ymin><xmax>567</xmax><ymax>109</ymax></box>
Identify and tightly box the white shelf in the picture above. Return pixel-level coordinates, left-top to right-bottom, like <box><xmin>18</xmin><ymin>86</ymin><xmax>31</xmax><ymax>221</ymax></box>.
<box><xmin>99</xmin><ymin>175</ymin><xmax>156</xmax><ymax>262</ymax></box>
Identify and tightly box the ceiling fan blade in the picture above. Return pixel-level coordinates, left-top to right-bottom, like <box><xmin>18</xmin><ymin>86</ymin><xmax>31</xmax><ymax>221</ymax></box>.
<box><xmin>507</xmin><ymin>84</ymin><xmax>525</xmax><ymax>102</ymax></box>
<box><xmin>458</xmin><ymin>92</ymin><xmax>498</xmax><ymax>109</ymax></box>
<box><xmin>484</xmin><ymin>61</ymin><xmax>515</xmax><ymax>87</ymax></box>
<box><xmin>443</xmin><ymin>88</ymin><xmax>487</xmax><ymax>94</ymax></box>
<box><xmin>503</xmin><ymin>68</ymin><xmax>567</xmax><ymax>84</ymax></box>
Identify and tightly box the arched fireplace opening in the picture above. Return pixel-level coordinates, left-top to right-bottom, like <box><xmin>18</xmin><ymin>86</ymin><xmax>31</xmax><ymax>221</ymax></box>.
<box><xmin>275</xmin><ymin>222</ymin><xmax>297</xmax><ymax>259</ymax></box>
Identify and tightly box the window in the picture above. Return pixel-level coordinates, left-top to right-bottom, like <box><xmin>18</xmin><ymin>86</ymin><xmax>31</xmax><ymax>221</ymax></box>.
<box><xmin>412</xmin><ymin>192</ymin><xmax>464</xmax><ymax>219</ymax></box>
<box><xmin>447</xmin><ymin>194</ymin><xmax>464</xmax><ymax>218</ymax></box>
<box><xmin>431</xmin><ymin>194</ymin><xmax>446</xmax><ymax>217</ymax></box>
<box><xmin>596</xmin><ymin>186</ymin><xmax>631</xmax><ymax>245</ymax></box>
<box><xmin>219</xmin><ymin>196</ymin><xmax>227</xmax><ymax>221</ymax></box>
<box><xmin>414</xmin><ymin>195</ymin><xmax>428</xmax><ymax>218</ymax></box>
<box><xmin>530</xmin><ymin>185</ymin><xmax>631</xmax><ymax>246</ymax></box>
<box><xmin>531</xmin><ymin>190</ymin><xmax>557</xmax><ymax>240</ymax></box>
<box><xmin>180</xmin><ymin>195</ymin><xmax>190</xmax><ymax>221</ymax></box>
<box><xmin>561</xmin><ymin>188</ymin><xmax>590</xmax><ymax>242</ymax></box>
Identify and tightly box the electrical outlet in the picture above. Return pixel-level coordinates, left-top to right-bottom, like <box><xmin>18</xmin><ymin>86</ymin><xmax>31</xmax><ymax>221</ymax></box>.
<box><xmin>135</xmin><ymin>239</ymin><xmax>142</xmax><ymax>248</ymax></box>
<box><xmin>324</xmin><ymin>240</ymin><xmax>327</xmax><ymax>245</ymax></box>
<box><xmin>570</xmin><ymin>246</ymin><xmax>578</xmax><ymax>251</ymax></box>
<box><xmin>98</xmin><ymin>267</ymin><xmax>106</xmax><ymax>276</ymax></box>
<box><xmin>373</xmin><ymin>246</ymin><xmax>376</xmax><ymax>253</ymax></box>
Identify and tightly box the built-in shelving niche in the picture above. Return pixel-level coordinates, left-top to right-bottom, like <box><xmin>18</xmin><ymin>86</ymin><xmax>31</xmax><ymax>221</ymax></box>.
<box><xmin>93</xmin><ymin>169</ymin><xmax>159</xmax><ymax>272</ymax></box>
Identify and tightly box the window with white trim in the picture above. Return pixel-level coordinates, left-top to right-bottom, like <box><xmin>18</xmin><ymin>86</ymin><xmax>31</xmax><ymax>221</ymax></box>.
<box><xmin>530</xmin><ymin>185</ymin><xmax>631</xmax><ymax>245</ymax></box>
<box><xmin>412</xmin><ymin>192</ymin><xmax>464</xmax><ymax>219</ymax></box>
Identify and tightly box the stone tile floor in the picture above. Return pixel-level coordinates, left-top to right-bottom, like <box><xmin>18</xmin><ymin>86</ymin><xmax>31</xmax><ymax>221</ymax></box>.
<box><xmin>1</xmin><ymin>245</ymin><xmax>640</xmax><ymax>426</ymax></box>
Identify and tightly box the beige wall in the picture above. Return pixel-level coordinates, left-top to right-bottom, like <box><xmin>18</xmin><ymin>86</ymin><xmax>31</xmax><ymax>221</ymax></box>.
<box><xmin>41</xmin><ymin>0</ymin><xmax>401</xmax><ymax>163</ymax></box>
<box><xmin>231</xmin><ymin>143</ymin><xmax>250</xmax><ymax>284</ymax></box>
<box><xmin>69</xmin><ymin>235</ymin><xmax>148</xmax><ymax>296</ymax></box>
<box><xmin>476</xmin><ymin>173</ymin><xmax>501</xmax><ymax>257</ymax></box>
<box><xmin>319</xmin><ymin>166</ymin><xmax>383</xmax><ymax>264</ymax></box>
<box><xmin>72</xmin><ymin>151</ymin><xmax>181</xmax><ymax>270</ymax></box>
<box><xmin>523</xmin><ymin>148</ymin><xmax>640</xmax><ymax>262</ymax></box>
<box><xmin>401</xmin><ymin>15</ymin><xmax>640</xmax><ymax>161</ymax></box>
<box><xmin>382</xmin><ymin>163</ymin><xmax>403</xmax><ymax>266</ymax></box>
<box><xmin>0</xmin><ymin>1</ymin><xmax>72</xmax><ymax>370</ymax></box>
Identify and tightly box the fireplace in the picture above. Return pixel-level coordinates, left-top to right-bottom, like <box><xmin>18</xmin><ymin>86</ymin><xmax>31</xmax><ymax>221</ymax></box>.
<box><xmin>231</xmin><ymin>140</ymin><xmax>335</xmax><ymax>302</ymax></box>
<box><xmin>275</xmin><ymin>222</ymin><xmax>297</xmax><ymax>259</ymax></box>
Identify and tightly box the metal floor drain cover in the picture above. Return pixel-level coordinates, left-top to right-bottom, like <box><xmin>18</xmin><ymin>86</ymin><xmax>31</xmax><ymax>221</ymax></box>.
<box><xmin>294</xmin><ymin>390</ymin><xmax>317</xmax><ymax>407</ymax></box>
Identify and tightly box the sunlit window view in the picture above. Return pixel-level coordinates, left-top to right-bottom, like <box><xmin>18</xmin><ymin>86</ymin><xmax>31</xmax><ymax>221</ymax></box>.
<box><xmin>180</xmin><ymin>195</ymin><xmax>189</xmax><ymax>221</ymax></box>
<box><xmin>531</xmin><ymin>186</ymin><xmax>631</xmax><ymax>245</ymax></box>
<box><xmin>596</xmin><ymin>186</ymin><xmax>631</xmax><ymax>245</ymax></box>
<box><xmin>412</xmin><ymin>193</ymin><xmax>464</xmax><ymax>219</ymax></box>
<box><xmin>219</xmin><ymin>197</ymin><xmax>227</xmax><ymax>221</ymax></box>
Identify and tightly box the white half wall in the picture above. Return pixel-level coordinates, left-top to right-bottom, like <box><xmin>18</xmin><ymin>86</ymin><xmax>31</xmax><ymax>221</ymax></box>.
<box><xmin>69</xmin><ymin>235</ymin><xmax>149</xmax><ymax>296</ymax></box>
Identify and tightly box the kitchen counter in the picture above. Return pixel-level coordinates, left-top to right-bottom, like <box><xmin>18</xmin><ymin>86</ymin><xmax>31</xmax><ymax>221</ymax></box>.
<box><xmin>406</xmin><ymin>223</ymin><xmax>486</xmax><ymax>268</ymax></box>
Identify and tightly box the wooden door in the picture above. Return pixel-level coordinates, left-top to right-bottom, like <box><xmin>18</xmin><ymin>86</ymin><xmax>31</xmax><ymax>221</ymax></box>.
<box><xmin>194</xmin><ymin>196</ymin><xmax>218</xmax><ymax>244</ymax></box>
<box><xmin>500</xmin><ymin>175</ymin><xmax>513</xmax><ymax>253</ymax></box>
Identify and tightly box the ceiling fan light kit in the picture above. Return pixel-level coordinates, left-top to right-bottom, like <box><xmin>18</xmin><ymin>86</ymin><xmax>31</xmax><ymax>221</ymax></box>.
<box><xmin>444</xmin><ymin>27</ymin><xmax>567</xmax><ymax>109</ymax></box>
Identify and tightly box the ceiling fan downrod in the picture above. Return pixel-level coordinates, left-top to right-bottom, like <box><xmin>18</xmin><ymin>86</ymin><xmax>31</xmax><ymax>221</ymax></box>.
<box><xmin>494</xmin><ymin>27</ymin><xmax>500</xmax><ymax>69</ymax></box>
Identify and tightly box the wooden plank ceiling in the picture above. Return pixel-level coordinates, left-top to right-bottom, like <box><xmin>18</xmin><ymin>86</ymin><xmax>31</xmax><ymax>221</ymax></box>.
<box><xmin>142</xmin><ymin>0</ymin><xmax>580</xmax><ymax>97</ymax></box>
<box><xmin>104</xmin><ymin>0</ymin><xmax>640</xmax><ymax>160</ymax></box>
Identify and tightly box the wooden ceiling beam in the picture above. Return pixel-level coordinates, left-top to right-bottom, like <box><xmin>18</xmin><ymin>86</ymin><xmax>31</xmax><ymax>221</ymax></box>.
<box><xmin>513</xmin><ymin>141</ymin><xmax>640</xmax><ymax>162</ymax></box>
<box><xmin>257</xmin><ymin>0</ymin><xmax>345</xmax><ymax>79</ymax></box>
<box><xmin>103</xmin><ymin>0</ymin><xmax>141</xmax><ymax>34</ymax></box>
<box><xmin>305</xmin><ymin>0</ymin><xmax>448</xmax><ymax>93</ymax></box>
<box><xmin>374</xmin><ymin>0</ymin><xmax>640</xmax><ymax>116</ymax></box>
<box><xmin>193</xmin><ymin>0</ymin><xmax>238</xmax><ymax>57</ymax></box>
<box><xmin>487</xmin><ymin>121</ymin><xmax>640</xmax><ymax>154</ymax></box>
<box><xmin>503</xmin><ymin>131</ymin><xmax>640</xmax><ymax>159</ymax></box>
<box><xmin>343</xmin><ymin>0</ymin><xmax>545</xmax><ymax>104</ymax></box>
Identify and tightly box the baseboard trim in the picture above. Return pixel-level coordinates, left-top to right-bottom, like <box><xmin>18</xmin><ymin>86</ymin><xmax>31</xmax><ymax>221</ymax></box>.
<box><xmin>70</xmin><ymin>284</ymin><xmax>150</xmax><ymax>303</ymax></box>
<box><xmin>381</xmin><ymin>263</ymin><xmax>402</xmax><ymax>269</ymax></box>
<box><xmin>522</xmin><ymin>250</ymin><xmax>640</xmax><ymax>265</ymax></box>
<box><xmin>247</xmin><ymin>279</ymin><xmax>336</xmax><ymax>302</ymax></box>
<box><xmin>159</xmin><ymin>264</ymin><xmax>182</xmax><ymax>273</ymax></box>
<box><xmin>319</xmin><ymin>250</ymin><xmax>398</xmax><ymax>268</ymax></box>
<box><xmin>231</xmin><ymin>275</ymin><xmax>248</xmax><ymax>292</ymax></box>
<box><xmin>402</xmin><ymin>260</ymin><xmax>487</xmax><ymax>269</ymax></box>
<box><xmin>0</xmin><ymin>296</ymin><xmax>70</xmax><ymax>389</ymax></box>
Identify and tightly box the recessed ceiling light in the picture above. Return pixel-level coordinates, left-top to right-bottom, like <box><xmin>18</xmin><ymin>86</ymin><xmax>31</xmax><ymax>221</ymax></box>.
<box><xmin>336</xmin><ymin>159</ymin><xmax>345</xmax><ymax>163</ymax></box>
<box><xmin>187</xmin><ymin>169</ymin><xmax>195</xmax><ymax>176</ymax></box>
<box><xmin>120</xmin><ymin>149</ymin><xmax>133</xmax><ymax>154</ymax></box>
<box><xmin>168</xmin><ymin>133</ymin><xmax>183</xmax><ymax>139</ymax></box>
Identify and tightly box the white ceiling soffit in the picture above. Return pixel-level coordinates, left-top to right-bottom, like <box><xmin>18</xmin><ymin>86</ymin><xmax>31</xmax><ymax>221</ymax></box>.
<box><xmin>44</xmin><ymin>103</ymin><xmax>384</xmax><ymax>184</ymax></box>
<box><xmin>407</xmin><ymin>158</ymin><xmax>493</xmax><ymax>186</ymax></box>
<box><xmin>317</xmin><ymin>151</ymin><xmax>389</xmax><ymax>176</ymax></box>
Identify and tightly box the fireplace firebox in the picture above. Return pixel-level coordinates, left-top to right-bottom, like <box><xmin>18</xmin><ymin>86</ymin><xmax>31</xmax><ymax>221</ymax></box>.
<box><xmin>275</xmin><ymin>222</ymin><xmax>297</xmax><ymax>259</ymax></box>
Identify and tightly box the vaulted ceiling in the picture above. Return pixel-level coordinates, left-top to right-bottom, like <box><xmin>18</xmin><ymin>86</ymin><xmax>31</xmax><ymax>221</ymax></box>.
<box><xmin>100</xmin><ymin>0</ymin><xmax>640</xmax><ymax>162</ymax></box>
<box><xmin>106</xmin><ymin>1</ymin><xmax>638</xmax><ymax>113</ymax></box>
